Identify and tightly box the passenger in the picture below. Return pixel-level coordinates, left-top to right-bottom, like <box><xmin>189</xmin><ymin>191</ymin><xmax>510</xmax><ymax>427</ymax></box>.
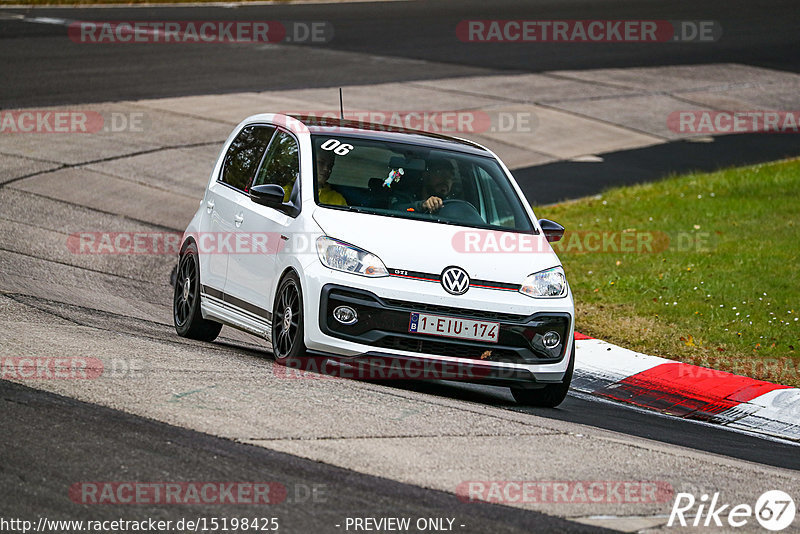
<box><xmin>282</xmin><ymin>149</ymin><xmax>347</xmax><ymax>206</ymax></box>
<box><xmin>315</xmin><ymin>150</ymin><xmax>347</xmax><ymax>206</ymax></box>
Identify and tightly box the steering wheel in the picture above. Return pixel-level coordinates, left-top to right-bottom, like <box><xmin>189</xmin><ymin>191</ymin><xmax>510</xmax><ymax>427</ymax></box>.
<box><xmin>436</xmin><ymin>199</ymin><xmax>484</xmax><ymax>224</ymax></box>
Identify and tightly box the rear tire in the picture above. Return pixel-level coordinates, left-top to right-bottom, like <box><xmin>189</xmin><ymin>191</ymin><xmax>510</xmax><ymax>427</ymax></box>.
<box><xmin>511</xmin><ymin>342</ymin><xmax>575</xmax><ymax>407</ymax></box>
<box><xmin>271</xmin><ymin>271</ymin><xmax>306</xmax><ymax>365</ymax></box>
<box><xmin>173</xmin><ymin>242</ymin><xmax>222</xmax><ymax>342</ymax></box>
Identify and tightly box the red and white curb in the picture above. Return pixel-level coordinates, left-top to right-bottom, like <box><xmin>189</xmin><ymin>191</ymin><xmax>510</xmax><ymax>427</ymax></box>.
<box><xmin>572</xmin><ymin>333</ymin><xmax>800</xmax><ymax>442</ymax></box>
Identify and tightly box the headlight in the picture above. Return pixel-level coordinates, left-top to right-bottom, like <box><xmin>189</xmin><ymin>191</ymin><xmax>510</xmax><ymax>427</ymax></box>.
<box><xmin>316</xmin><ymin>237</ymin><xmax>388</xmax><ymax>278</ymax></box>
<box><xmin>520</xmin><ymin>266</ymin><xmax>568</xmax><ymax>298</ymax></box>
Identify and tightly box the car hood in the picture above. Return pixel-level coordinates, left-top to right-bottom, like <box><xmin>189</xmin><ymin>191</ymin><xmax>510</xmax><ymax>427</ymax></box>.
<box><xmin>312</xmin><ymin>207</ymin><xmax>561</xmax><ymax>284</ymax></box>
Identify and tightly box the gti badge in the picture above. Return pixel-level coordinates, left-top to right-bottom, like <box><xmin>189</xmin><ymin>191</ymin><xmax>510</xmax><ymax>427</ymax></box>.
<box><xmin>441</xmin><ymin>266</ymin><xmax>470</xmax><ymax>295</ymax></box>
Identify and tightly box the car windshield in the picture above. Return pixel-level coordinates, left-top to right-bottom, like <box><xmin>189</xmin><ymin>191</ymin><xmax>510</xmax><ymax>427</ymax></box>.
<box><xmin>311</xmin><ymin>135</ymin><xmax>534</xmax><ymax>232</ymax></box>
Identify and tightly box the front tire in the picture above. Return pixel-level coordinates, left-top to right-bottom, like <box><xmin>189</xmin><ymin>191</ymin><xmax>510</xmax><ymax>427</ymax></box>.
<box><xmin>511</xmin><ymin>341</ymin><xmax>575</xmax><ymax>407</ymax></box>
<box><xmin>271</xmin><ymin>271</ymin><xmax>306</xmax><ymax>364</ymax></box>
<box><xmin>173</xmin><ymin>242</ymin><xmax>222</xmax><ymax>342</ymax></box>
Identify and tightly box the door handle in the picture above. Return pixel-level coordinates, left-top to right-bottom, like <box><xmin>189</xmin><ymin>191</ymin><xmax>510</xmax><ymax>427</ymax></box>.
<box><xmin>234</xmin><ymin>213</ymin><xmax>244</xmax><ymax>227</ymax></box>
<box><xmin>206</xmin><ymin>199</ymin><xmax>215</xmax><ymax>213</ymax></box>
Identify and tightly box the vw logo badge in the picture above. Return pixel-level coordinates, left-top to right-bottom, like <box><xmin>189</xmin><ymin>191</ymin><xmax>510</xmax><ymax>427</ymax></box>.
<box><xmin>441</xmin><ymin>266</ymin><xmax>470</xmax><ymax>295</ymax></box>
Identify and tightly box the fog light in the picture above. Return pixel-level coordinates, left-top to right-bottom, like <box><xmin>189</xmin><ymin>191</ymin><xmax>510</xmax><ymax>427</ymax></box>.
<box><xmin>333</xmin><ymin>306</ymin><xmax>358</xmax><ymax>325</ymax></box>
<box><xmin>542</xmin><ymin>331</ymin><xmax>561</xmax><ymax>349</ymax></box>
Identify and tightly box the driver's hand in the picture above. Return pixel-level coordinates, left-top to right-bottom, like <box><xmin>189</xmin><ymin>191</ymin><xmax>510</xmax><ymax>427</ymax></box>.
<box><xmin>422</xmin><ymin>196</ymin><xmax>443</xmax><ymax>212</ymax></box>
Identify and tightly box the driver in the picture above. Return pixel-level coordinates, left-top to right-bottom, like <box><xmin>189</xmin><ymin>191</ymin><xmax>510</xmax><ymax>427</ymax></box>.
<box><xmin>393</xmin><ymin>159</ymin><xmax>455</xmax><ymax>213</ymax></box>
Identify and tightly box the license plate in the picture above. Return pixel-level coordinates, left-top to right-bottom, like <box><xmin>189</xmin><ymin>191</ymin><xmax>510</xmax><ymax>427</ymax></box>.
<box><xmin>408</xmin><ymin>312</ymin><xmax>499</xmax><ymax>343</ymax></box>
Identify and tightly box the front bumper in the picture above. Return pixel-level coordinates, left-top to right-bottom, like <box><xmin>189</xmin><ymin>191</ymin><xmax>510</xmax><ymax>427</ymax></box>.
<box><xmin>298</xmin><ymin>260</ymin><xmax>575</xmax><ymax>385</ymax></box>
<box><xmin>320</xmin><ymin>285</ymin><xmax>571</xmax><ymax>365</ymax></box>
<box><xmin>295</xmin><ymin>258</ymin><xmax>574</xmax><ymax>386</ymax></box>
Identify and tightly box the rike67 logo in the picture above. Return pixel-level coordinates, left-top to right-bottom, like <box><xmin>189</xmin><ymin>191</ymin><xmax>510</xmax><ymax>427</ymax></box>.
<box><xmin>668</xmin><ymin>490</ymin><xmax>796</xmax><ymax>531</ymax></box>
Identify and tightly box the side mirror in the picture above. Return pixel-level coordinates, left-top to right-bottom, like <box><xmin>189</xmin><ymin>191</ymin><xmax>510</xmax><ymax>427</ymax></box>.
<box><xmin>249</xmin><ymin>184</ymin><xmax>286</xmax><ymax>208</ymax></box>
<box><xmin>249</xmin><ymin>184</ymin><xmax>300</xmax><ymax>217</ymax></box>
<box><xmin>538</xmin><ymin>218</ymin><xmax>565</xmax><ymax>242</ymax></box>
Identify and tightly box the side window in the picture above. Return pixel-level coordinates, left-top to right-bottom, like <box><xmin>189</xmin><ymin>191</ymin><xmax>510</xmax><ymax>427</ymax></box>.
<box><xmin>253</xmin><ymin>130</ymin><xmax>300</xmax><ymax>203</ymax></box>
<box><xmin>477</xmin><ymin>166</ymin><xmax>515</xmax><ymax>228</ymax></box>
<box><xmin>488</xmin><ymin>179</ymin><xmax>515</xmax><ymax>228</ymax></box>
<box><xmin>219</xmin><ymin>125</ymin><xmax>276</xmax><ymax>191</ymax></box>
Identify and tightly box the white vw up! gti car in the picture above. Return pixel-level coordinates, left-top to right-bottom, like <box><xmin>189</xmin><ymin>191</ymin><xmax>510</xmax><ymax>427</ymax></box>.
<box><xmin>174</xmin><ymin>114</ymin><xmax>575</xmax><ymax>406</ymax></box>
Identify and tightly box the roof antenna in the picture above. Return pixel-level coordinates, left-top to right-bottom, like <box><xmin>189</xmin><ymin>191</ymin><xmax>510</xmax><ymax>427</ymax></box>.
<box><xmin>339</xmin><ymin>88</ymin><xmax>344</xmax><ymax>120</ymax></box>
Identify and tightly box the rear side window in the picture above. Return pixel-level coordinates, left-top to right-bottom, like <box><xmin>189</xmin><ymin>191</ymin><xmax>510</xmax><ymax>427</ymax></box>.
<box><xmin>252</xmin><ymin>130</ymin><xmax>300</xmax><ymax>202</ymax></box>
<box><xmin>219</xmin><ymin>125</ymin><xmax>276</xmax><ymax>191</ymax></box>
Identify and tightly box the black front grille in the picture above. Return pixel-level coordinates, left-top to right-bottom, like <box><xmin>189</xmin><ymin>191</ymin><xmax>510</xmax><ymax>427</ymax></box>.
<box><xmin>374</xmin><ymin>336</ymin><xmax>520</xmax><ymax>363</ymax></box>
<box><xmin>382</xmin><ymin>298</ymin><xmax>529</xmax><ymax>323</ymax></box>
<box><xmin>322</xmin><ymin>285</ymin><xmax>569</xmax><ymax>364</ymax></box>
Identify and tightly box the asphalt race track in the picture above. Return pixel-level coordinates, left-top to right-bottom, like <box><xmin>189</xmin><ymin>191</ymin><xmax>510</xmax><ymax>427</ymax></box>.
<box><xmin>1</xmin><ymin>380</ymin><xmax>613</xmax><ymax>533</ymax></box>
<box><xmin>2</xmin><ymin>0</ymin><xmax>800</xmax><ymax>107</ymax></box>
<box><xmin>1</xmin><ymin>1</ymin><xmax>799</xmax><ymax>532</ymax></box>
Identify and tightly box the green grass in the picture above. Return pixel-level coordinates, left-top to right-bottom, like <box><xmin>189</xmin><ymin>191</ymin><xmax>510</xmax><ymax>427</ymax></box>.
<box><xmin>535</xmin><ymin>158</ymin><xmax>800</xmax><ymax>386</ymax></box>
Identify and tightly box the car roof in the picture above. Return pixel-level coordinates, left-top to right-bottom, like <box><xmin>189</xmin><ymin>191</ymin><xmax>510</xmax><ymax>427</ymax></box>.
<box><xmin>288</xmin><ymin>114</ymin><xmax>491</xmax><ymax>156</ymax></box>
